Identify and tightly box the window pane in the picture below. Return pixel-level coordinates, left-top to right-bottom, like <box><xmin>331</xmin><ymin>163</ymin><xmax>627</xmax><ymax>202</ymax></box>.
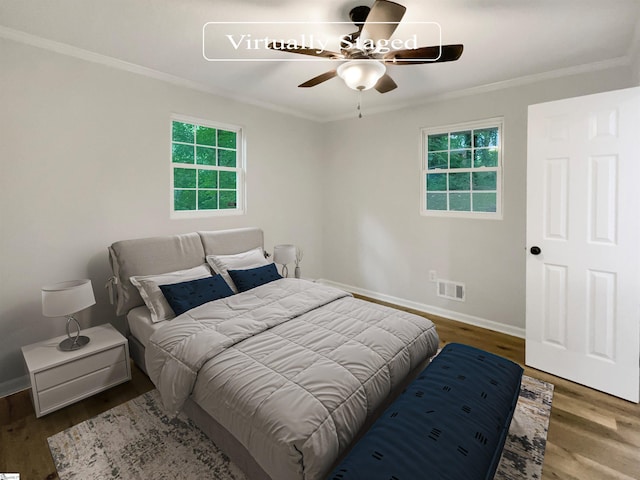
<box><xmin>474</xmin><ymin>128</ymin><xmax>498</xmax><ymax>148</ymax></box>
<box><xmin>428</xmin><ymin>151</ymin><xmax>448</xmax><ymax>169</ymax></box>
<box><xmin>449</xmin><ymin>193</ymin><xmax>471</xmax><ymax>211</ymax></box>
<box><xmin>472</xmin><ymin>171</ymin><xmax>497</xmax><ymax>190</ymax></box>
<box><xmin>198</xmin><ymin>170</ymin><xmax>217</xmax><ymax>189</ymax></box>
<box><xmin>219</xmin><ymin>171</ymin><xmax>236</xmax><ymax>189</ymax></box>
<box><xmin>422</xmin><ymin>121</ymin><xmax>501</xmax><ymax>218</ymax></box>
<box><xmin>449</xmin><ymin>172</ymin><xmax>470</xmax><ymax>191</ymax></box>
<box><xmin>171</xmin><ymin>118</ymin><xmax>243</xmax><ymax>215</ymax></box>
<box><xmin>198</xmin><ymin>190</ymin><xmax>218</xmax><ymax>210</ymax></box>
<box><xmin>172</xmin><ymin>122</ymin><xmax>194</xmax><ymax>143</ymax></box>
<box><xmin>428</xmin><ymin>133</ymin><xmax>448</xmax><ymax>151</ymax></box>
<box><xmin>218</xmin><ymin>149</ymin><xmax>236</xmax><ymax>168</ymax></box>
<box><xmin>174</xmin><ymin>190</ymin><xmax>196</xmax><ymax>210</ymax></box>
<box><xmin>172</xmin><ymin>143</ymin><xmax>194</xmax><ymax>164</ymax></box>
<box><xmin>219</xmin><ymin>190</ymin><xmax>237</xmax><ymax>209</ymax></box>
<box><xmin>474</xmin><ymin>148</ymin><xmax>498</xmax><ymax>167</ymax></box>
<box><xmin>426</xmin><ymin>173</ymin><xmax>447</xmax><ymax>191</ymax></box>
<box><xmin>196</xmin><ymin>126</ymin><xmax>216</xmax><ymax>146</ymax></box>
<box><xmin>450</xmin><ymin>150</ymin><xmax>471</xmax><ymax>169</ymax></box>
<box><xmin>449</xmin><ymin>131</ymin><xmax>471</xmax><ymax>149</ymax></box>
<box><xmin>218</xmin><ymin>130</ymin><xmax>236</xmax><ymax>149</ymax></box>
<box><xmin>473</xmin><ymin>192</ymin><xmax>497</xmax><ymax>212</ymax></box>
<box><xmin>174</xmin><ymin>168</ymin><xmax>196</xmax><ymax>188</ymax></box>
<box><xmin>426</xmin><ymin>193</ymin><xmax>447</xmax><ymax>210</ymax></box>
<box><xmin>196</xmin><ymin>146</ymin><xmax>216</xmax><ymax>165</ymax></box>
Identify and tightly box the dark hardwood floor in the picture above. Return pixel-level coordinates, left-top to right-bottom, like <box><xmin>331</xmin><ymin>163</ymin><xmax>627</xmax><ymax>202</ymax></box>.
<box><xmin>1</xmin><ymin>297</ymin><xmax>639</xmax><ymax>479</ymax></box>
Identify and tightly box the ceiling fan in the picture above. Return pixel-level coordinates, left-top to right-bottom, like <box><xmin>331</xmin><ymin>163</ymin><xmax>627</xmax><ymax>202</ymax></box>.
<box><xmin>268</xmin><ymin>0</ymin><xmax>463</xmax><ymax>94</ymax></box>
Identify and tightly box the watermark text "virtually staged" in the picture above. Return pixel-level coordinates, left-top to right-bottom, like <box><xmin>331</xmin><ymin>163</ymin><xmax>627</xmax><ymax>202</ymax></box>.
<box><xmin>203</xmin><ymin>22</ymin><xmax>441</xmax><ymax>61</ymax></box>
<box><xmin>225</xmin><ymin>34</ymin><xmax>420</xmax><ymax>55</ymax></box>
<box><xmin>226</xmin><ymin>34</ymin><xmax>331</xmax><ymax>54</ymax></box>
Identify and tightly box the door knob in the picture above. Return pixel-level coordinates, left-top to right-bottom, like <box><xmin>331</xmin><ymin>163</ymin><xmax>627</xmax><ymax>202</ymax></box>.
<box><xmin>530</xmin><ymin>246</ymin><xmax>542</xmax><ymax>255</ymax></box>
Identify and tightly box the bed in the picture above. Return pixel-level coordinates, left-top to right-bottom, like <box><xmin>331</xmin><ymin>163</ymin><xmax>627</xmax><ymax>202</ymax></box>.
<box><xmin>107</xmin><ymin>227</ymin><xmax>440</xmax><ymax>480</ymax></box>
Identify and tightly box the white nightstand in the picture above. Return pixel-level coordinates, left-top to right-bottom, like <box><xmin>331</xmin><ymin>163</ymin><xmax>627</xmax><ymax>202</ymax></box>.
<box><xmin>21</xmin><ymin>323</ymin><xmax>131</xmax><ymax>417</ymax></box>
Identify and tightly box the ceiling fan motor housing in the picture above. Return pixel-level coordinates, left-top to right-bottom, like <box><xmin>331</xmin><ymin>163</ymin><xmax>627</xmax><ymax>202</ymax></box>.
<box><xmin>349</xmin><ymin>6</ymin><xmax>371</xmax><ymax>27</ymax></box>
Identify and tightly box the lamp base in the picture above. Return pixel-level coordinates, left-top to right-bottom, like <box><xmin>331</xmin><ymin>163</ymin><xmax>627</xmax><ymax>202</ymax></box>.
<box><xmin>59</xmin><ymin>335</ymin><xmax>90</xmax><ymax>351</ymax></box>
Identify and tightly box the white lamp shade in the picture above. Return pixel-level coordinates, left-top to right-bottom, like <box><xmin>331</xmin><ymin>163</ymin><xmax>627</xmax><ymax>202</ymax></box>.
<box><xmin>273</xmin><ymin>244</ymin><xmax>297</xmax><ymax>265</ymax></box>
<box><xmin>337</xmin><ymin>60</ymin><xmax>386</xmax><ymax>91</ymax></box>
<box><xmin>42</xmin><ymin>279</ymin><xmax>96</xmax><ymax>317</ymax></box>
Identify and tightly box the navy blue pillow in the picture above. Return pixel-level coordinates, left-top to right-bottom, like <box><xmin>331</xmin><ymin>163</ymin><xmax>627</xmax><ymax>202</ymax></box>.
<box><xmin>159</xmin><ymin>274</ymin><xmax>234</xmax><ymax>316</ymax></box>
<box><xmin>228</xmin><ymin>263</ymin><xmax>282</xmax><ymax>292</ymax></box>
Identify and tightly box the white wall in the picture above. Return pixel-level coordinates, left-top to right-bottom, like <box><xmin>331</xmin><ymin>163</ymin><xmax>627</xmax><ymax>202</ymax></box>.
<box><xmin>0</xmin><ymin>38</ymin><xmax>325</xmax><ymax>394</ymax></box>
<box><xmin>320</xmin><ymin>66</ymin><xmax>633</xmax><ymax>337</ymax></box>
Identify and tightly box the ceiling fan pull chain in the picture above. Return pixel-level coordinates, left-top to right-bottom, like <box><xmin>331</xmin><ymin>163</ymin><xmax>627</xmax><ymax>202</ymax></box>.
<box><xmin>358</xmin><ymin>89</ymin><xmax>363</xmax><ymax>119</ymax></box>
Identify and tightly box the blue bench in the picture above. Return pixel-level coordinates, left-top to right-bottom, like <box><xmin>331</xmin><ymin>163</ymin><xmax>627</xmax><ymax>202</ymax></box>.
<box><xmin>328</xmin><ymin>343</ymin><xmax>523</xmax><ymax>480</ymax></box>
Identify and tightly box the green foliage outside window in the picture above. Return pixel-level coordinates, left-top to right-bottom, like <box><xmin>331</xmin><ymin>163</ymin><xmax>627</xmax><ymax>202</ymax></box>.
<box><xmin>171</xmin><ymin>120</ymin><xmax>240</xmax><ymax>213</ymax></box>
<box><xmin>424</xmin><ymin>122</ymin><xmax>501</xmax><ymax>216</ymax></box>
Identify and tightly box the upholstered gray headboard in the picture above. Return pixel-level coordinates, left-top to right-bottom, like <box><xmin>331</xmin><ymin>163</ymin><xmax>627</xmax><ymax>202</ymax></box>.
<box><xmin>108</xmin><ymin>227</ymin><xmax>264</xmax><ymax>316</ymax></box>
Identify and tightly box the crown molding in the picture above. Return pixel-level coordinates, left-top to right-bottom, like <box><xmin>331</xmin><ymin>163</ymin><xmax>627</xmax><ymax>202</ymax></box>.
<box><xmin>0</xmin><ymin>26</ymin><xmax>323</xmax><ymax>123</ymax></box>
<box><xmin>0</xmin><ymin>25</ymin><xmax>632</xmax><ymax>124</ymax></box>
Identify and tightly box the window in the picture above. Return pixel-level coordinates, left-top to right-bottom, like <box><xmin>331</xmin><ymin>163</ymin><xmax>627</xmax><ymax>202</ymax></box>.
<box><xmin>421</xmin><ymin>118</ymin><xmax>503</xmax><ymax>219</ymax></box>
<box><xmin>170</xmin><ymin>115</ymin><xmax>244</xmax><ymax>217</ymax></box>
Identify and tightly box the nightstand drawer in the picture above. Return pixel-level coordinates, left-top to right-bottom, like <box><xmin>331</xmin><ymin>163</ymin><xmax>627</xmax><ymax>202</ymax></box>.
<box><xmin>38</xmin><ymin>360</ymin><xmax>129</xmax><ymax>414</ymax></box>
<box><xmin>35</xmin><ymin>345</ymin><xmax>126</xmax><ymax>391</ymax></box>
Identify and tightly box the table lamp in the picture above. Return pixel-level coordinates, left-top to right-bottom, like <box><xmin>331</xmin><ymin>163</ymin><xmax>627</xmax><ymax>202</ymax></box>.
<box><xmin>273</xmin><ymin>244</ymin><xmax>297</xmax><ymax>278</ymax></box>
<box><xmin>42</xmin><ymin>279</ymin><xmax>95</xmax><ymax>351</ymax></box>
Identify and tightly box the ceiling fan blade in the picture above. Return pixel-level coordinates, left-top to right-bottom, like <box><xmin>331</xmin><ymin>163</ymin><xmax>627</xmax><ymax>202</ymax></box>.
<box><xmin>298</xmin><ymin>70</ymin><xmax>338</xmax><ymax>88</ymax></box>
<box><xmin>361</xmin><ymin>0</ymin><xmax>407</xmax><ymax>43</ymax></box>
<box><xmin>268</xmin><ymin>42</ymin><xmax>342</xmax><ymax>59</ymax></box>
<box><xmin>384</xmin><ymin>44</ymin><xmax>464</xmax><ymax>64</ymax></box>
<box><xmin>374</xmin><ymin>74</ymin><xmax>397</xmax><ymax>93</ymax></box>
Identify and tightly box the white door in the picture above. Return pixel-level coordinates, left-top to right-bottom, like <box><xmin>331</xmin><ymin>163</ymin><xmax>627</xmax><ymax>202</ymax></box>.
<box><xmin>526</xmin><ymin>87</ymin><xmax>640</xmax><ymax>403</ymax></box>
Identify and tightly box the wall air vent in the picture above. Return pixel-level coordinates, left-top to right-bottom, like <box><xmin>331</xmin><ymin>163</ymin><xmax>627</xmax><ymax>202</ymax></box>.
<box><xmin>437</xmin><ymin>279</ymin><xmax>465</xmax><ymax>301</ymax></box>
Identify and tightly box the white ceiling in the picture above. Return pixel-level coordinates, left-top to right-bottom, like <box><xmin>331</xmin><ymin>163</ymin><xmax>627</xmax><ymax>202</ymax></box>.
<box><xmin>1</xmin><ymin>0</ymin><xmax>639</xmax><ymax>121</ymax></box>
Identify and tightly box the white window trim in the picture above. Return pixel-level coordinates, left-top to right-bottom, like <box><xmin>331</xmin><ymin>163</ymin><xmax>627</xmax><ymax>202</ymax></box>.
<box><xmin>420</xmin><ymin>117</ymin><xmax>504</xmax><ymax>220</ymax></box>
<box><xmin>170</xmin><ymin>113</ymin><xmax>246</xmax><ymax>219</ymax></box>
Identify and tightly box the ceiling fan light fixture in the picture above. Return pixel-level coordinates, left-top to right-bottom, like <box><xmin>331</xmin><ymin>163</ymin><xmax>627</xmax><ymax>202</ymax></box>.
<box><xmin>337</xmin><ymin>60</ymin><xmax>386</xmax><ymax>91</ymax></box>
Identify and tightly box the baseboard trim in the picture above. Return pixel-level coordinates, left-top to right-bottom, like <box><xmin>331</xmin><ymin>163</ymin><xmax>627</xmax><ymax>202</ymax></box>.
<box><xmin>319</xmin><ymin>279</ymin><xmax>525</xmax><ymax>339</ymax></box>
<box><xmin>0</xmin><ymin>374</ymin><xmax>30</xmax><ymax>399</ymax></box>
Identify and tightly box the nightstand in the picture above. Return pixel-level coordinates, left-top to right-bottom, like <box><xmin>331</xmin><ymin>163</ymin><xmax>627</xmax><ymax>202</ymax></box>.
<box><xmin>21</xmin><ymin>323</ymin><xmax>131</xmax><ymax>417</ymax></box>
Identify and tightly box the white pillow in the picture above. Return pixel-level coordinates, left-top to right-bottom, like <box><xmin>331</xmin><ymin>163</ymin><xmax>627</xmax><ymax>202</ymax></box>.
<box><xmin>130</xmin><ymin>264</ymin><xmax>211</xmax><ymax>323</ymax></box>
<box><xmin>206</xmin><ymin>247</ymin><xmax>269</xmax><ymax>292</ymax></box>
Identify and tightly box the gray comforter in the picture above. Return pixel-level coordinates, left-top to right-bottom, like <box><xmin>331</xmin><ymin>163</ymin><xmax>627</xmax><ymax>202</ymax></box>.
<box><xmin>146</xmin><ymin>279</ymin><xmax>439</xmax><ymax>480</ymax></box>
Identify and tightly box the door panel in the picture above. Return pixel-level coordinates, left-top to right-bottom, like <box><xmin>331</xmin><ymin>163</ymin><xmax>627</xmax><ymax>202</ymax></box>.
<box><xmin>543</xmin><ymin>264</ymin><xmax>568</xmax><ymax>347</ymax></box>
<box><xmin>526</xmin><ymin>87</ymin><xmax>640</xmax><ymax>402</ymax></box>
<box><xmin>544</xmin><ymin>158</ymin><xmax>569</xmax><ymax>240</ymax></box>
